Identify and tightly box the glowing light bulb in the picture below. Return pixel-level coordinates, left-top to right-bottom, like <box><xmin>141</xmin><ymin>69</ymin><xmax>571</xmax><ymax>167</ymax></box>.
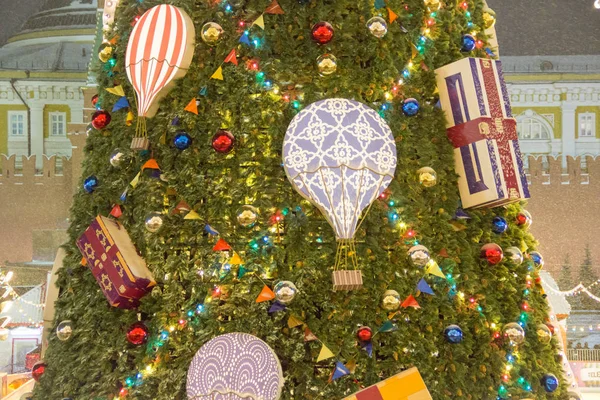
<box><xmin>595</xmin><ymin>0</ymin><xmax>600</xmax><ymax>9</ymax></box>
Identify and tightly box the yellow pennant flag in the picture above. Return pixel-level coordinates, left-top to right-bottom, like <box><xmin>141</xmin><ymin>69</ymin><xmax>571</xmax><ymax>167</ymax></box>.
<box><xmin>426</xmin><ymin>261</ymin><xmax>446</xmax><ymax>279</ymax></box>
<box><xmin>106</xmin><ymin>85</ymin><xmax>125</xmax><ymax>96</ymax></box>
<box><xmin>253</xmin><ymin>14</ymin><xmax>265</xmax><ymax>29</ymax></box>
<box><xmin>184</xmin><ymin>210</ymin><xmax>201</xmax><ymax>220</ymax></box>
<box><xmin>317</xmin><ymin>344</ymin><xmax>335</xmax><ymax>362</ymax></box>
<box><xmin>211</xmin><ymin>66</ymin><xmax>224</xmax><ymax>80</ymax></box>
<box><xmin>130</xmin><ymin>172</ymin><xmax>141</xmax><ymax>188</ymax></box>
<box><xmin>125</xmin><ymin>111</ymin><xmax>135</xmax><ymax>126</ymax></box>
<box><xmin>229</xmin><ymin>252</ymin><xmax>244</xmax><ymax>265</ymax></box>
<box><xmin>287</xmin><ymin>315</ymin><xmax>303</xmax><ymax>328</ymax></box>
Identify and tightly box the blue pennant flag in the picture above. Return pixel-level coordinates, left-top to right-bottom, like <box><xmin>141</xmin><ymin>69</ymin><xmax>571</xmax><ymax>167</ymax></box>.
<box><xmin>374</xmin><ymin>0</ymin><xmax>386</xmax><ymax>9</ymax></box>
<box><xmin>120</xmin><ymin>189</ymin><xmax>128</xmax><ymax>202</ymax></box>
<box><xmin>268</xmin><ymin>301</ymin><xmax>286</xmax><ymax>314</ymax></box>
<box><xmin>485</xmin><ymin>48</ymin><xmax>497</xmax><ymax>57</ymax></box>
<box><xmin>112</xmin><ymin>96</ymin><xmax>130</xmax><ymax>112</ymax></box>
<box><xmin>204</xmin><ymin>224</ymin><xmax>219</xmax><ymax>235</ymax></box>
<box><xmin>417</xmin><ymin>278</ymin><xmax>435</xmax><ymax>295</ymax></box>
<box><xmin>171</xmin><ymin>116</ymin><xmax>180</xmax><ymax>126</ymax></box>
<box><xmin>199</xmin><ymin>86</ymin><xmax>208</xmax><ymax>96</ymax></box>
<box><xmin>379</xmin><ymin>320</ymin><xmax>398</xmax><ymax>333</ymax></box>
<box><xmin>331</xmin><ymin>361</ymin><xmax>351</xmax><ymax>381</ymax></box>
<box><xmin>240</xmin><ymin>32</ymin><xmax>251</xmax><ymax>45</ymax></box>
<box><xmin>454</xmin><ymin>208</ymin><xmax>471</xmax><ymax>220</ymax></box>
<box><xmin>361</xmin><ymin>342</ymin><xmax>373</xmax><ymax>358</ymax></box>
<box><xmin>434</xmin><ymin>100</ymin><xmax>442</xmax><ymax>109</ymax></box>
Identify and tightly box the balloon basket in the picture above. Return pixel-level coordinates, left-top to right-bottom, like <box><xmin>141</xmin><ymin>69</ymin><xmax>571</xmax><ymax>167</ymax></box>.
<box><xmin>332</xmin><ymin>238</ymin><xmax>363</xmax><ymax>291</ymax></box>
<box><xmin>332</xmin><ymin>270</ymin><xmax>363</xmax><ymax>291</ymax></box>
<box><xmin>131</xmin><ymin>137</ymin><xmax>150</xmax><ymax>150</ymax></box>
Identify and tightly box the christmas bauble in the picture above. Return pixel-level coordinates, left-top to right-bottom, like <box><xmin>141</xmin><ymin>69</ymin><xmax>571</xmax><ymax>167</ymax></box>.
<box><xmin>408</xmin><ymin>245</ymin><xmax>431</xmax><ymax>267</ymax></box>
<box><xmin>32</xmin><ymin>361</ymin><xmax>47</xmax><ymax>382</ymax></box>
<box><xmin>505</xmin><ymin>247</ymin><xmax>524</xmax><ymax>264</ymax></box>
<box><xmin>357</xmin><ymin>326</ymin><xmax>373</xmax><ymax>342</ymax></box>
<box><xmin>56</xmin><ymin>320</ymin><xmax>73</xmax><ymax>341</ymax></box>
<box><xmin>91</xmin><ymin>110</ymin><xmax>111</xmax><ymax>130</ymax></box>
<box><xmin>174</xmin><ymin>131</ymin><xmax>192</xmax><ymax>150</ymax></box>
<box><xmin>109</xmin><ymin>149</ymin><xmax>125</xmax><ymax>167</ymax></box>
<box><xmin>516</xmin><ymin>210</ymin><xmax>532</xmax><ymax>229</ymax></box>
<box><xmin>201</xmin><ymin>22</ymin><xmax>224</xmax><ymax>45</ymax></box>
<box><xmin>126</xmin><ymin>322</ymin><xmax>149</xmax><ymax>346</ymax></box>
<box><xmin>503</xmin><ymin>322</ymin><xmax>525</xmax><ymax>345</ymax></box>
<box><xmin>483</xmin><ymin>9</ymin><xmax>497</xmax><ymax>29</ymax></box>
<box><xmin>382</xmin><ymin>289</ymin><xmax>400</xmax><ymax>311</ymax></box>
<box><xmin>366</xmin><ymin>17</ymin><xmax>388</xmax><ymax>38</ymax></box>
<box><xmin>417</xmin><ymin>167</ymin><xmax>437</xmax><ymax>187</ymax></box>
<box><xmin>480</xmin><ymin>243</ymin><xmax>503</xmax><ymax>265</ymax></box>
<box><xmin>237</xmin><ymin>205</ymin><xmax>259</xmax><ymax>228</ymax></box>
<box><xmin>402</xmin><ymin>98</ymin><xmax>420</xmax><ymax>116</ymax></box>
<box><xmin>444</xmin><ymin>325</ymin><xmax>463</xmax><ymax>344</ymax></box>
<box><xmin>212</xmin><ymin>130</ymin><xmax>235</xmax><ymax>153</ymax></box>
<box><xmin>83</xmin><ymin>176</ymin><xmax>99</xmax><ymax>193</ymax></box>
<box><xmin>536</xmin><ymin>324</ymin><xmax>552</xmax><ymax>344</ymax></box>
<box><xmin>98</xmin><ymin>43</ymin><xmax>113</xmax><ymax>63</ymax></box>
<box><xmin>316</xmin><ymin>54</ymin><xmax>337</xmax><ymax>76</ymax></box>
<box><xmin>461</xmin><ymin>34</ymin><xmax>476</xmax><ymax>52</ymax></box>
<box><xmin>311</xmin><ymin>22</ymin><xmax>334</xmax><ymax>44</ymax></box>
<box><xmin>145</xmin><ymin>212</ymin><xmax>164</xmax><ymax>233</ymax></box>
<box><xmin>529</xmin><ymin>251</ymin><xmax>544</xmax><ymax>269</ymax></box>
<box><xmin>274</xmin><ymin>281</ymin><xmax>297</xmax><ymax>304</ymax></box>
<box><xmin>91</xmin><ymin>94</ymin><xmax>99</xmax><ymax>107</ymax></box>
<box><xmin>541</xmin><ymin>374</ymin><xmax>559</xmax><ymax>393</ymax></box>
<box><xmin>492</xmin><ymin>217</ymin><xmax>508</xmax><ymax>234</ymax></box>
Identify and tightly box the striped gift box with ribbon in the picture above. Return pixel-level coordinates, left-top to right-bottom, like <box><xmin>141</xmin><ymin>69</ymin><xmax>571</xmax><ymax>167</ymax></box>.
<box><xmin>343</xmin><ymin>367</ymin><xmax>432</xmax><ymax>400</ymax></box>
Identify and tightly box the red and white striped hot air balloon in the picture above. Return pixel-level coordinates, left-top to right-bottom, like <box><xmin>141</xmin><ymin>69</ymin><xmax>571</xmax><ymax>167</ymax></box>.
<box><xmin>125</xmin><ymin>4</ymin><xmax>195</xmax><ymax>149</ymax></box>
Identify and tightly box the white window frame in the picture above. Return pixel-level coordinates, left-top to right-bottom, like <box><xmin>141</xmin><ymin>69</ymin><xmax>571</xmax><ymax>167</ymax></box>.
<box><xmin>7</xmin><ymin>111</ymin><xmax>27</xmax><ymax>139</ymax></box>
<box><xmin>578</xmin><ymin>112</ymin><xmax>595</xmax><ymax>138</ymax></box>
<box><xmin>517</xmin><ymin>116</ymin><xmax>552</xmax><ymax>140</ymax></box>
<box><xmin>49</xmin><ymin>112</ymin><xmax>67</xmax><ymax>137</ymax></box>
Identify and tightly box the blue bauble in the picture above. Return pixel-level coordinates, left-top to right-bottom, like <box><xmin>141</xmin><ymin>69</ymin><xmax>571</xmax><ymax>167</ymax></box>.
<box><xmin>529</xmin><ymin>251</ymin><xmax>544</xmax><ymax>269</ymax></box>
<box><xmin>541</xmin><ymin>373</ymin><xmax>559</xmax><ymax>393</ymax></box>
<box><xmin>174</xmin><ymin>132</ymin><xmax>192</xmax><ymax>150</ymax></box>
<box><xmin>492</xmin><ymin>217</ymin><xmax>508</xmax><ymax>234</ymax></box>
<box><xmin>402</xmin><ymin>98</ymin><xmax>420</xmax><ymax>117</ymax></box>
<box><xmin>83</xmin><ymin>176</ymin><xmax>98</xmax><ymax>193</ymax></box>
<box><xmin>444</xmin><ymin>324</ymin><xmax>463</xmax><ymax>344</ymax></box>
<box><xmin>461</xmin><ymin>34</ymin><xmax>476</xmax><ymax>52</ymax></box>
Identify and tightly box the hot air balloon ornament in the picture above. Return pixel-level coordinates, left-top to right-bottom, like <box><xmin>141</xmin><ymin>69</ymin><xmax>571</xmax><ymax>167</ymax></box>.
<box><xmin>283</xmin><ymin>99</ymin><xmax>398</xmax><ymax>291</ymax></box>
<box><xmin>125</xmin><ymin>5</ymin><xmax>195</xmax><ymax>150</ymax></box>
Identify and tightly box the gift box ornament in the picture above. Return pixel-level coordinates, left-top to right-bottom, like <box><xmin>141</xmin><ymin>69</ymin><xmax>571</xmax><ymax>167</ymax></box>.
<box><xmin>343</xmin><ymin>367</ymin><xmax>432</xmax><ymax>400</ymax></box>
<box><xmin>77</xmin><ymin>216</ymin><xmax>156</xmax><ymax>308</ymax></box>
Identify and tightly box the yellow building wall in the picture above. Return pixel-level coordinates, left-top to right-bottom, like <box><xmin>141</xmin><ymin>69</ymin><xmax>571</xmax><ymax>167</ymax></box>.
<box><xmin>575</xmin><ymin>106</ymin><xmax>600</xmax><ymax>139</ymax></box>
<box><xmin>0</xmin><ymin>104</ymin><xmax>28</xmax><ymax>155</ymax></box>
<box><xmin>512</xmin><ymin>106</ymin><xmax>562</xmax><ymax>139</ymax></box>
<box><xmin>43</xmin><ymin>105</ymin><xmax>72</xmax><ymax>139</ymax></box>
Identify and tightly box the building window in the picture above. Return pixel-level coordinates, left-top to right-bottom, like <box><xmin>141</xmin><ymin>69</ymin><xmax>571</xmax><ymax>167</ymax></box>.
<box><xmin>50</xmin><ymin>112</ymin><xmax>66</xmax><ymax>137</ymax></box>
<box><xmin>8</xmin><ymin>111</ymin><xmax>27</xmax><ymax>137</ymax></box>
<box><xmin>517</xmin><ymin>115</ymin><xmax>552</xmax><ymax>140</ymax></box>
<box><xmin>579</xmin><ymin>113</ymin><xmax>595</xmax><ymax>138</ymax></box>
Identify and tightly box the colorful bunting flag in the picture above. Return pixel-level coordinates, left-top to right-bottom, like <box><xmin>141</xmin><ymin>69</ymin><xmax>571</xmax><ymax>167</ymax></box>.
<box><xmin>361</xmin><ymin>342</ymin><xmax>373</xmax><ymax>357</ymax></box>
<box><xmin>417</xmin><ymin>278</ymin><xmax>435</xmax><ymax>295</ymax></box>
<box><xmin>204</xmin><ymin>224</ymin><xmax>219</xmax><ymax>235</ymax></box>
<box><xmin>265</xmin><ymin>0</ymin><xmax>285</xmax><ymax>14</ymax></box>
<box><xmin>125</xmin><ymin>111</ymin><xmax>135</xmax><ymax>126</ymax></box>
<box><xmin>199</xmin><ymin>86</ymin><xmax>208</xmax><ymax>96</ymax></box>
<box><xmin>229</xmin><ymin>252</ymin><xmax>243</xmax><ymax>265</ymax></box>
<box><xmin>426</xmin><ymin>261</ymin><xmax>446</xmax><ymax>278</ymax></box>
<box><xmin>112</xmin><ymin>96</ymin><xmax>129</xmax><ymax>112</ymax></box>
<box><xmin>120</xmin><ymin>188</ymin><xmax>128</xmax><ymax>202</ymax></box>
<box><xmin>110</xmin><ymin>204</ymin><xmax>122</xmax><ymax>218</ymax></box>
<box><xmin>268</xmin><ymin>301</ymin><xmax>286</xmax><ymax>314</ymax></box>
<box><xmin>211</xmin><ymin>66</ymin><xmax>224</xmax><ymax>80</ymax></box>
<box><xmin>256</xmin><ymin>285</ymin><xmax>276</xmax><ymax>303</ymax></box>
<box><xmin>171</xmin><ymin>116</ymin><xmax>180</xmax><ymax>125</ymax></box>
<box><xmin>401</xmin><ymin>294</ymin><xmax>421</xmax><ymax>309</ymax></box>
<box><xmin>129</xmin><ymin>172</ymin><xmax>141</xmax><ymax>189</ymax></box>
<box><xmin>173</xmin><ymin>200</ymin><xmax>191</xmax><ymax>214</ymax></box>
<box><xmin>379</xmin><ymin>320</ymin><xmax>398</xmax><ymax>333</ymax></box>
<box><xmin>331</xmin><ymin>361</ymin><xmax>351</xmax><ymax>381</ymax></box>
<box><xmin>317</xmin><ymin>344</ymin><xmax>335</xmax><ymax>362</ymax></box>
<box><xmin>240</xmin><ymin>31</ymin><xmax>251</xmax><ymax>45</ymax></box>
<box><xmin>439</xmin><ymin>248</ymin><xmax>449</xmax><ymax>258</ymax></box>
<box><xmin>184</xmin><ymin>98</ymin><xmax>198</xmax><ymax>115</ymax></box>
<box><xmin>142</xmin><ymin>159</ymin><xmax>160</xmax><ymax>171</ymax></box>
<box><xmin>184</xmin><ymin>210</ymin><xmax>201</xmax><ymax>220</ymax></box>
<box><xmin>387</xmin><ymin>7</ymin><xmax>398</xmax><ymax>23</ymax></box>
<box><xmin>224</xmin><ymin>48</ymin><xmax>238</xmax><ymax>65</ymax></box>
<box><xmin>253</xmin><ymin>14</ymin><xmax>265</xmax><ymax>29</ymax></box>
<box><xmin>212</xmin><ymin>239</ymin><xmax>232</xmax><ymax>251</ymax></box>
<box><xmin>288</xmin><ymin>315</ymin><xmax>303</xmax><ymax>328</ymax></box>
<box><xmin>304</xmin><ymin>327</ymin><xmax>318</xmax><ymax>342</ymax></box>
<box><xmin>374</xmin><ymin>0</ymin><xmax>386</xmax><ymax>9</ymax></box>
<box><xmin>237</xmin><ymin>265</ymin><xmax>247</xmax><ymax>278</ymax></box>
<box><xmin>345</xmin><ymin>359</ymin><xmax>357</xmax><ymax>374</ymax></box>
<box><xmin>106</xmin><ymin>85</ymin><xmax>125</xmax><ymax>96</ymax></box>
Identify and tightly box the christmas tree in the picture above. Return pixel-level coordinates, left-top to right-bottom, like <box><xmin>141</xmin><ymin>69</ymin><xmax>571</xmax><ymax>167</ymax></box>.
<box><xmin>35</xmin><ymin>0</ymin><xmax>568</xmax><ymax>399</ymax></box>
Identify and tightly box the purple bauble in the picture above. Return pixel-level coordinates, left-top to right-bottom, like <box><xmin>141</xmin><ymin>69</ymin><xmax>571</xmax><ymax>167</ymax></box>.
<box><xmin>186</xmin><ymin>333</ymin><xmax>283</xmax><ymax>400</ymax></box>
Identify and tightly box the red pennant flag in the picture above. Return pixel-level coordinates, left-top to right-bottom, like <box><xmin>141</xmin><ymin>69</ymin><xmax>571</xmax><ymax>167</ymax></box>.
<box><xmin>265</xmin><ymin>0</ymin><xmax>285</xmax><ymax>14</ymax></box>
<box><xmin>439</xmin><ymin>248</ymin><xmax>449</xmax><ymax>258</ymax></box>
<box><xmin>212</xmin><ymin>238</ymin><xmax>232</xmax><ymax>251</ymax></box>
<box><xmin>256</xmin><ymin>285</ymin><xmax>276</xmax><ymax>303</ymax></box>
<box><xmin>304</xmin><ymin>327</ymin><xmax>318</xmax><ymax>342</ymax></box>
<box><xmin>110</xmin><ymin>204</ymin><xmax>122</xmax><ymax>218</ymax></box>
<box><xmin>184</xmin><ymin>98</ymin><xmax>198</xmax><ymax>115</ymax></box>
<box><xmin>387</xmin><ymin>7</ymin><xmax>398</xmax><ymax>23</ymax></box>
<box><xmin>224</xmin><ymin>49</ymin><xmax>238</xmax><ymax>65</ymax></box>
<box><xmin>401</xmin><ymin>294</ymin><xmax>421</xmax><ymax>309</ymax></box>
<box><xmin>172</xmin><ymin>200</ymin><xmax>191</xmax><ymax>214</ymax></box>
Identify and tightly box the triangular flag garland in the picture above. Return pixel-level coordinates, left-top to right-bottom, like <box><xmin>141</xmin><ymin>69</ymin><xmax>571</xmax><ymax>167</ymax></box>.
<box><xmin>331</xmin><ymin>361</ymin><xmax>351</xmax><ymax>381</ymax></box>
<box><xmin>387</xmin><ymin>7</ymin><xmax>398</xmax><ymax>23</ymax></box>
<box><xmin>204</xmin><ymin>224</ymin><xmax>219</xmax><ymax>235</ymax></box>
<box><xmin>224</xmin><ymin>49</ymin><xmax>238</xmax><ymax>65</ymax></box>
<box><xmin>213</xmin><ymin>239</ymin><xmax>232</xmax><ymax>251</ymax></box>
<box><xmin>317</xmin><ymin>344</ymin><xmax>335</xmax><ymax>362</ymax></box>
<box><xmin>184</xmin><ymin>98</ymin><xmax>198</xmax><ymax>115</ymax></box>
<box><xmin>125</xmin><ymin>111</ymin><xmax>135</xmax><ymax>126</ymax></box>
<box><xmin>417</xmin><ymin>278</ymin><xmax>435</xmax><ymax>295</ymax></box>
<box><xmin>253</xmin><ymin>14</ymin><xmax>265</xmax><ymax>29</ymax></box>
<box><xmin>379</xmin><ymin>320</ymin><xmax>398</xmax><ymax>333</ymax></box>
<box><xmin>183</xmin><ymin>210</ymin><xmax>201</xmax><ymax>220</ymax></box>
<box><xmin>287</xmin><ymin>315</ymin><xmax>304</xmax><ymax>328</ymax></box>
<box><xmin>268</xmin><ymin>301</ymin><xmax>286</xmax><ymax>314</ymax></box>
<box><xmin>112</xmin><ymin>96</ymin><xmax>130</xmax><ymax>112</ymax></box>
<box><xmin>401</xmin><ymin>294</ymin><xmax>421</xmax><ymax>309</ymax></box>
<box><xmin>240</xmin><ymin>31</ymin><xmax>251</xmax><ymax>45</ymax></box>
<box><xmin>427</xmin><ymin>261</ymin><xmax>446</xmax><ymax>278</ymax></box>
<box><xmin>228</xmin><ymin>252</ymin><xmax>244</xmax><ymax>265</ymax></box>
<box><xmin>110</xmin><ymin>204</ymin><xmax>122</xmax><ymax>218</ymax></box>
<box><xmin>255</xmin><ymin>285</ymin><xmax>276</xmax><ymax>303</ymax></box>
<box><xmin>199</xmin><ymin>86</ymin><xmax>208</xmax><ymax>96</ymax></box>
<box><xmin>304</xmin><ymin>327</ymin><xmax>318</xmax><ymax>342</ymax></box>
<box><xmin>237</xmin><ymin>265</ymin><xmax>247</xmax><ymax>279</ymax></box>
<box><xmin>106</xmin><ymin>85</ymin><xmax>125</xmax><ymax>96</ymax></box>
<box><xmin>142</xmin><ymin>159</ymin><xmax>160</xmax><ymax>171</ymax></box>
<box><xmin>374</xmin><ymin>0</ymin><xmax>386</xmax><ymax>9</ymax></box>
<box><xmin>361</xmin><ymin>342</ymin><xmax>373</xmax><ymax>357</ymax></box>
<box><xmin>211</xmin><ymin>66</ymin><xmax>224</xmax><ymax>80</ymax></box>
<box><xmin>129</xmin><ymin>172</ymin><xmax>141</xmax><ymax>189</ymax></box>
<box><xmin>265</xmin><ymin>0</ymin><xmax>284</xmax><ymax>14</ymax></box>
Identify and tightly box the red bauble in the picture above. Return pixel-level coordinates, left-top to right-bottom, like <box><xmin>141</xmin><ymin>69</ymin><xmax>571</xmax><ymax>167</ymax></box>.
<box><xmin>357</xmin><ymin>326</ymin><xmax>373</xmax><ymax>342</ymax></box>
<box><xmin>91</xmin><ymin>94</ymin><xmax>99</xmax><ymax>107</ymax></box>
<box><xmin>91</xmin><ymin>110</ymin><xmax>112</xmax><ymax>130</ymax></box>
<box><xmin>212</xmin><ymin>130</ymin><xmax>235</xmax><ymax>153</ymax></box>
<box><xmin>480</xmin><ymin>243</ymin><xmax>503</xmax><ymax>265</ymax></box>
<box><xmin>311</xmin><ymin>22</ymin><xmax>334</xmax><ymax>44</ymax></box>
<box><xmin>516</xmin><ymin>210</ymin><xmax>532</xmax><ymax>228</ymax></box>
<box><xmin>546</xmin><ymin>323</ymin><xmax>555</xmax><ymax>335</ymax></box>
<box><xmin>126</xmin><ymin>322</ymin><xmax>149</xmax><ymax>346</ymax></box>
<box><xmin>31</xmin><ymin>361</ymin><xmax>47</xmax><ymax>382</ymax></box>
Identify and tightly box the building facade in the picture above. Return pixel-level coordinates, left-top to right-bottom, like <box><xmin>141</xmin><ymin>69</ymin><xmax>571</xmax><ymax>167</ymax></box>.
<box><xmin>0</xmin><ymin>0</ymin><xmax>97</xmax><ymax>169</ymax></box>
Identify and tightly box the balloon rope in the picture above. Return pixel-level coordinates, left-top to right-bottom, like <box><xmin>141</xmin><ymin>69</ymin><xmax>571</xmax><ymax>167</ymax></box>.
<box><xmin>132</xmin><ymin>93</ymin><xmax>147</xmax><ymax>139</ymax></box>
<box><xmin>354</xmin><ymin>175</ymin><xmax>386</xmax><ymax>234</ymax></box>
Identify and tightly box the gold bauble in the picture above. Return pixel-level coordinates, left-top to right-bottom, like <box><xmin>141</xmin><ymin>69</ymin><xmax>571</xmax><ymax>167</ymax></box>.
<box><xmin>201</xmin><ymin>22</ymin><xmax>224</xmax><ymax>45</ymax></box>
<box><xmin>316</xmin><ymin>54</ymin><xmax>338</xmax><ymax>76</ymax></box>
<box><xmin>483</xmin><ymin>10</ymin><xmax>497</xmax><ymax>29</ymax></box>
<box><xmin>98</xmin><ymin>44</ymin><xmax>113</xmax><ymax>63</ymax></box>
